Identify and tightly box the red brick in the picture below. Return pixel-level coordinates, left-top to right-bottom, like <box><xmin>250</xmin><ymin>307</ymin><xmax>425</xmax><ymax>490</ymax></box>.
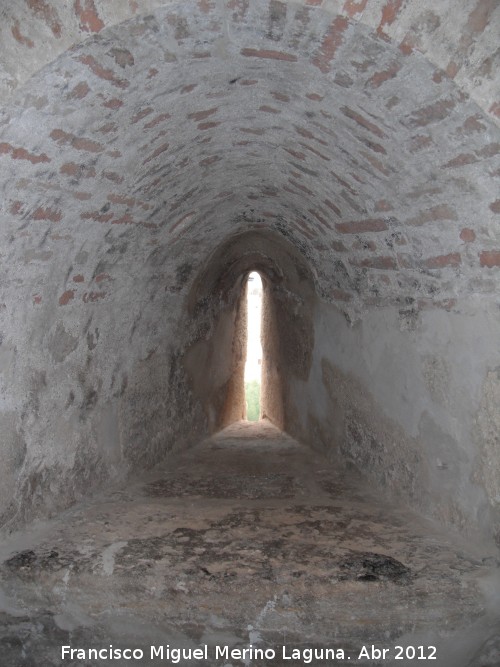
<box><xmin>407</xmin><ymin>204</ymin><xmax>457</xmax><ymax>226</ymax></box>
<box><xmin>143</xmin><ymin>142</ymin><xmax>169</xmax><ymax>165</ymax></box>
<box><xmin>399</xmin><ymin>33</ymin><xmax>416</xmax><ymax>55</ymax></box>
<box><xmin>288</xmin><ymin>179</ymin><xmax>314</xmax><ymax>196</ymax></box>
<box><xmin>60</xmin><ymin>162</ymin><xmax>95</xmax><ymax>177</ymax></box>
<box><xmin>81</xmin><ymin>211</ymin><xmax>113</xmax><ymax>223</ymax></box>
<box><xmin>59</xmin><ymin>290</ymin><xmax>75</xmax><ymax>306</ymax></box>
<box><xmin>351</xmin><ymin>256</ymin><xmax>396</xmax><ymax>269</ymax></box>
<box><xmin>73</xmin><ymin>137</ymin><xmax>104</xmax><ymax>153</ymax></box>
<box><xmin>309</xmin><ymin>208</ymin><xmax>332</xmax><ymax>230</ymax></box>
<box><xmin>324</xmin><ymin>199</ymin><xmax>341</xmax><ymax>216</ymax></box>
<box><xmin>377</xmin><ymin>0</ymin><xmax>404</xmax><ymax>35</ymax></box>
<box><xmin>300</xmin><ymin>142</ymin><xmax>330</xmax><ymax>161</ymax></box>
<box><xmin>83</xmin><ymin>291</ymin><xmax>106</xmax><ymax>303</ymax></box>
<box><xmin>198</xmin><ymin>0</ymin><xmax>215</xmax><ymax>13</ymax></box>
<box><xmin>442</xmin><ymin>153</ymin><xmax>478</xmax><ymax>168</ymax></box>
<box><xmin>464</xmin><ymin>0</ymin><xmax>496</xmax><ymax>35</ymax></box>
<box><xmin>198</xmin><ymin>121</ymin><xmax>220</xmax><ymax>130</ymax></box>
<box><xmin>181</xmin><ymin>84</ymin><xmax>197</xmax><ymax>93</ymax></box>
<box><xmin>409</xmin><ymin>134</ymin><xmax>432</xmax><ymax>152</ymax></box>
<box><xmin>102</xmin><ymin>170</ymin><xmax>123</xmax><ymax>183</ymax></box>
<box><xmin>312</xmin><ymin>16</ymin><xmax>349</xmax><ymax>73</ymax></box>
<box><xmin>445</xmin><ymin>61</ymin><xmax>460</xmax><ymax>79</ymax></box>
<box><xmin>108</xmin><ymin>194</ymin><xmax>135</xmax><ymax>207</ymax></box>
<box><xmin>103</xmin><ymin>98</ymin><xmax>123</xmax><ymax>109</ymax></box>
<box><xmin>74</xmin><ymin>0</ymin><xmax>104</xmax><ymax>33</ymax></box>
<box><xmin>460</xmin><ymin>228</ymin><xmax>476</xmax><ymax>242</ymax></box>
<box><xmin>360</xmin><ymin>150</ymin><xmax>390</xmax><ymax>176</ymax></box>
<box><xmin>50</xmin><ymin>129</ymin><xmax>103</xmax><ymax>153</ymax></box>
<box><xmin>375</xmin><ymin>199</ymin><xmax>393</xmax><ymax>212</ymax></box>
<box><xmin>284</xmin><ymin>148</ymin><xmax>306</xmax><ymax>161</ymax></box>
<box><xmin>69</xmin><ymin>81</ymin><xmax>90</xmax><ymax>99</ymax></box>
<box><xmin>144</xmin><ymin>113</ymin><xmax>171</xmax><ymax>129</ymax></box>
<box><xmin>10</xmin><ymin>201</ymin><xmax>24</xmax><ymax>215</ymax></box>
<box><xmin>33</xmin><ymin>295</ymin><xmax>42</xmax><ymax>305</ymax></box>
<box><xmin>306</xmin><ymin>93</ymin><xmax>323</xmax><ymax>101</ymax></box>
<box><xmin>200</xmin><ymin>155</ymin><xmax>221</xmax><ymax>167</ymax></box>
<box><xmin>227</xmin><ymin>0</ymin><xmax>249</xmax><ymax>21</ymax></box>
<box><xmin>360</xmin><ymin>137</ymin><xmax>387</xmax><ymax>154</ymax></box>
<box><xmin>112</xmin><ymin>214</ymin><xmax>134</xmax><ymax>225</ymax></box>
<box><xmin>131</xmin><ymin>108</ymin><xmax>154</xmax><ymax>124</ymax></box>
<box><xmin>98</xmin><ymin>122</ymin><xmax>117</xmax><ymax>134</ymax></box>
<box><xmin>188</xmin><ymin>108</ymin><xmax>217</xmax><ymax>121</ymax></box>
<box><xmin>424</xmin><ymin>253</ymin><xmax>461</xmax><ymax>269</ymax></box>
<box><xmin>239</xmin><ymin>79</ymin><xmax>258</xmax><ymax>86</ymax></box>
<box><xmin>418</xmin><ymin>298</ymin><xmax>456</xmax><ymax>312</ymax></box>
<box><xmin>78</xmin><ymin>55</ymin><xmax>129</xmax><ymax>89</ymax></box>
<box><xmin>11</xmin><ymin>21</ymin><xmax>35</xmax><ymax>47</ymax></box>
<box><xmin>477</xmin><ymin>143</ymin><xmax>500</xmax><ymax>158</ymax></box>
<box><xmin>0</xmin><ymin>142</ymin><xmax>50</xmax><ymax>164</ymax></box>
<box><xmin>241</xmin><ymin>48</ymin><xmax>297</xmax><ymax>62</ymax></box>
<box><xmin>26</xmin><ymin>0</ymin><xmax>62</xmax><ymax>37</ymax></box>
<box><xmin>331</xmin><ymin>170</ymin><xmax>357</xmax><ymax>195</ymax></box>
<box><xmin>479</xmin><ymin>250</ymin><xmax>500</xmax><ymax>268</ymax></box>
<box><xmin>342</xmin><ymin>0</ymin><xmax>368</xmax><ymax>17</ymax></box>
<box><xmin>32</xmin><ymin>207</ymin><xmax>62</xmax><ymax>222</ymax></box>
<box><xmin>408</xmin><ymin>98</ymin><xmax>457</xmax><ymax>127</ymax></box>
<box><xmin>271</xmin><ymin>92</ymin><xmax>290</xmax><ymax>102</ymax></box>
<box><xmin>489</xmin><ymin>102</ymin><xmax>500</xmax><ymax>118</ymax></box>
<box><xmin>341</xmin><ymin>106</ymin><xmax>385</xmax><ymax>138</ymax></box>
<box><xmin>108</xmin><ymin>48</ymin><xmax>134</xmax><ymax>68</ymax></box>
<box><xmin>73</xmin><ymin>191</ymin><xmax>91</xmax><ymax>201</ymax></box>
<box><xmin>95</xmin><ymin>273</ymin><xmax>111</xmax><ymax>283</ymax></box>
<box><xmin>336</xmin><ymin>218</ymin><xmax>388</xmax><ymax>234</ymax></box>
<box><xmin>461</xmin><ymin>114</ymin><xmax>487</xmax><ymax>134</ymax></box>
<box><xmin>259</xmin><ymin>105</ymin><xmax>280</xmax><ymax>114</ymax></box>
<box><xmin>490</xmin><ymin>200</ymin><xmax>500</xmax><ymax>213</ymax></box>
<box><xmin>73</xmin><ymin>274</ymin><xmax>85</xmax><ymax>283</ymax></box>
<box><xmin>367</xmin><ymin>62</ymin><xmax>402</xmax><ymax>88</ymax></box>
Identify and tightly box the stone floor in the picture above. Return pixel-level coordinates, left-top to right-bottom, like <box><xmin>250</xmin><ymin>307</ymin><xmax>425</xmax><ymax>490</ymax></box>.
<box><xmin>1</xmin><ymin>421</ymin><xmax>499</xmax><ymax>667</ymax></box>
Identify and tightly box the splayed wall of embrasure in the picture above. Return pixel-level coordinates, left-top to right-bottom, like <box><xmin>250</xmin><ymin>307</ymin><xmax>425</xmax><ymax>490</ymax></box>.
<box><xmin>0</xmin><ymin>0</ymin><xmax>498</xmax><ymax>542</ymax></box>
<box><xmin>285</xmin><ymin>298</ymin><xmax>500</xmax><ymax>546</ymax></box>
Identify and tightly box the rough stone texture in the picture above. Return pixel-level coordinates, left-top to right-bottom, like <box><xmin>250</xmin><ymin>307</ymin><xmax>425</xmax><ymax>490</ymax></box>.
<box><xmin>0</xmin><ymin>422</ymin><xmax>498</xmax><ymax>667</ymax></box>
<box><xmin>0</xmin><ymin>0</ymin><xmax>498</xmax><ymax>555</ymax></box>
<box><xmin>286</xmin><ymin>299</ymin><xmax>500</xmax><ymax>545</ymax></box>
<box><xmin>474</xmin><ymin>368</ymin><xmax>500</xmax><ymax>544</ymax></box>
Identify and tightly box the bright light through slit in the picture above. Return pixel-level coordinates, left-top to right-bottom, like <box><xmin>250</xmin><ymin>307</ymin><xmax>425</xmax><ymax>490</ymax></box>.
<box><xmin>244</xmin><ymin>272</ymin><xmax>263</xmax><ymax>422</ymax></box>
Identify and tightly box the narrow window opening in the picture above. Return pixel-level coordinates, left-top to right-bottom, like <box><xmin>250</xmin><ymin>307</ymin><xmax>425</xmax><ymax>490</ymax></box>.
<box><xmin>244</xmin><ymin>271</ymin><xmax>263</xmax><ymax>421</ymax></box>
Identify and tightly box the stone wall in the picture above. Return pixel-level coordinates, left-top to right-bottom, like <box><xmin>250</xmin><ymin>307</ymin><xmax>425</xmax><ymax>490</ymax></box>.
<box><xmin>286</xmin><ymin>297</ymin><xmax>500</xmax><ymax>545</ymax></box>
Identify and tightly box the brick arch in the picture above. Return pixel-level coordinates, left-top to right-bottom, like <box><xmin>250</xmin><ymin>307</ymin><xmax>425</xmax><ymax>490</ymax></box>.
<box><xmin>1</xmin><ymin>3</ymin><xmax>498</xmax><ymax>317</ymax></box>
<box><xmin>1</xmin><ymin>1</ymin><xmax>498</xmax><ymax>124</ymax></box>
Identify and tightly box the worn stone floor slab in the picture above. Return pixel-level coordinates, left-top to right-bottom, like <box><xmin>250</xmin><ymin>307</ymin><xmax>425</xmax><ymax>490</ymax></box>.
<box><xmin>0</xmin><ymin>421</ymin><xmax>499</xmax><ymax>667</ymax></box>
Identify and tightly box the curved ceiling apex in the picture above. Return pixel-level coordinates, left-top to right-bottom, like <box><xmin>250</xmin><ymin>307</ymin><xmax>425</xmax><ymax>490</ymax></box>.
<box><xmin>0</xmin><ymin>0</ymin><xmax>498</xmax><ymax>321</ymax></box>
<box><xmin>0</xmin><ymin>0</ymin><xmax>498</xmax><ymax>124</ymax></box>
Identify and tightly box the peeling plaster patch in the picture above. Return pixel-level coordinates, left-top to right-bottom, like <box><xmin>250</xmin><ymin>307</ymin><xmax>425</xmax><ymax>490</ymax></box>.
<box><xmin>101</xmin><ymin>541</ymin><xmax>127</xmax><ymax>576</ymax></box>
<box><xmin>49</xmin><ymin>322</ymin><xmax>79</xmax><ymax>363</ymax></box>
<box><xmin>422</xmin><ymin>355</ymin><xmax>451</xmax><ymax>407</ymax></box>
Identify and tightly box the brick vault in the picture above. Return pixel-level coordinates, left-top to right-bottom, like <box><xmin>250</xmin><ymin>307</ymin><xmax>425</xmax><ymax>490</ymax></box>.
<box><xmin>0</xmin><ymin>0</ymin><xmax>499</xmax><ymax>549</ymax></box>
